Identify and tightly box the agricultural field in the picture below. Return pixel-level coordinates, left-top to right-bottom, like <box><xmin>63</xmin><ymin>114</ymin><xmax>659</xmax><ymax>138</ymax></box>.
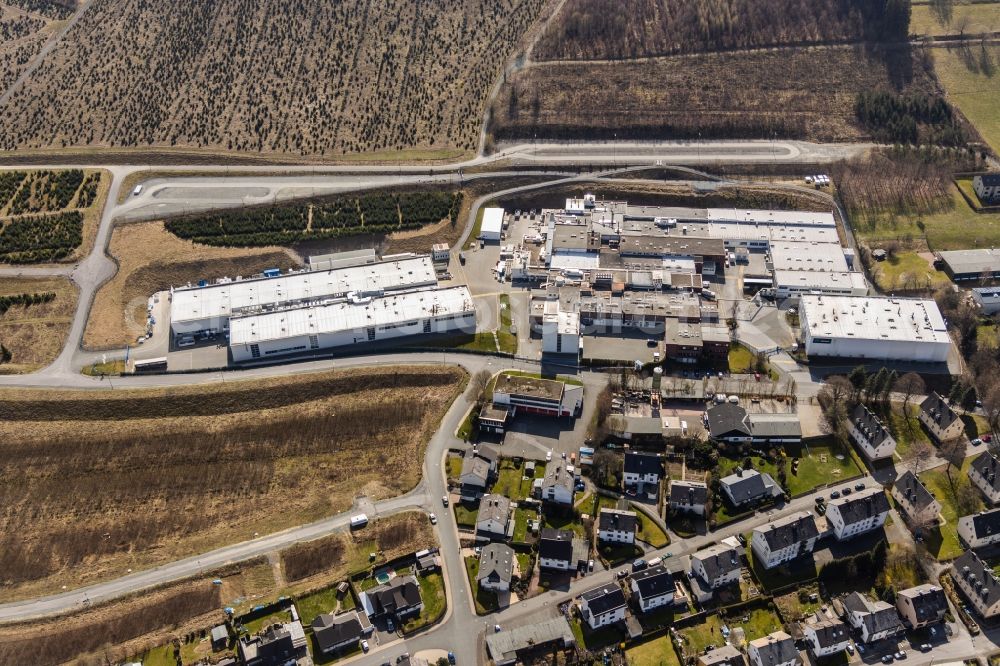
<box><xmin>0</xmin><ymin>0</ymin><xmax>72</xmax><ymax>93</ymax></box>
<box><xmin>932</xmin><ymin>44</ymin><xmax>1000</xmax><ymax>153</ymax></box>
<box><xmin>84</xmin><ymin>221</ymin><xmax>299</xmax><ymax>349</ymax></box>
<box><xmin>491</xmin><ymin>46</ymin><xmax>939</xmax><ymax>143</ymax></box>
<box><xmin>0</xmin><ymin>276</ymin><xmax>76</xmax><ymax>373</ymax></box>
<box><xmin>910</xmin><ymin>1</ymin><xmax>1000</xmax><ymax>36</ymax></box>
<box><xmin>0</xmin><ymin>0</ymin><xmax>546</xmax><ymax>158</ymax></box>
<box><xmin>0</xmin><ymin>365</ymin><xmax>465</xmax><ymax>601</ymax></box>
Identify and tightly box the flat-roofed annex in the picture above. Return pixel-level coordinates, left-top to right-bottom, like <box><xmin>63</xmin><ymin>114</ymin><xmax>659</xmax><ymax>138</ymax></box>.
<box><xmin>494</xmin><ymin>373</ymin><xmax>565</xmax><ymax>401</ymax></box>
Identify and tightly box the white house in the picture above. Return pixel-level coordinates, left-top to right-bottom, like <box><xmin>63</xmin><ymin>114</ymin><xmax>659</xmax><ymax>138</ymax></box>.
<box><xmin>699</xmin><ymin>645</ymin><xmax>746</xmax><ymax>666</ymax></box>
<box><xmin>669</xmin><ymin>480</ymin><xmax>708</xmax><ymax>517</ymax></box>
<box><xmin>892</xmin><ymin>471</ymin><xmax>941</xmax><ymax>528</ymax></box>
<box><xmin>751</xmin><ymin>512</ymin><xmax>819</xmax><ymax>570</ymax></box>
<box><xmin>622</xmin><ymin>452</ymin><xmax>662</xmax><ymax>492</ymax></box>
<box><xmin>825</xmin><ymin>488</ymin><xmax>890</xmax><ymax>541</ymax></box>
<box><xmin>477</xmin><ymin>543</ymin><xmax>515</xmax><ymax>593</ymax></box>
<box><xmin>896</xmin><ymin>584</ymin><xmax>947</xmax><ymax>629</ymax></box>
<box><xmin>579</xmin><ymin>585</ymin><xmax>627</xmax><ymax>629</ymax></box>
<box><xmin>629</xmin><ymin>565</ymin><xmax>674</xmax><ymax>613</ymax></box>
<box><xmin>597</xmin><ymin>508</ymin><xmax>637</xmax><ymax>545</ymax></box>
<box><xmin>970</xmin><ymin>452</ymin><xmax>1000</xmax><ymax>505</ymax></box>
<box><xmin>803</xmin><ymin>618</ymin><xmax>851</xmax><ymax>658</ymax></box>
<box><xmin>748</xmin><ymin>632</ymin><xmax>799</xmax><ymax>666</ymax></box>
<box><xmin>459</xmin><ymin>449</ymin><xmax>496</xmax><ymax>500</ymax></box>
<box><xmin>476</xmin><ymin>494</ymin><xmax>511</xmax><ymax>539</ymax></box>
<box><xmin>690</xmin><ymin>543</ymin><xmax>742</xmax><ymax>589</ymax></box>
<box><xmin>918</xmin><ymin>393</ymin><xmax>964</xmax><ymax>444</ymax></box>
<box><xmin>953</xmin><ymin>551</ymin><xmax>1000</xmax><ymax>619</ymax></box>
<box><xmin>844</xmin><ymin>592</ymin><xmax>904</xmax><ymax>643</ymax></box>
<box><xmin>848</xmin><ymin>404</ymin><xmax>897</xmax><ymax>461</ymax></box>
<box><xmin>958</xmin><ymin>508</ymin><xmax>1000</xmax><ymax>549</ymax></box>
<box><xmin>973</xmin><ymin>174</ymin><xmax>1000</xmax><ymax>205</ymax></box>
<box><xmin>539</xmin><ymin>464</ymin><xmax>576</xmax><ymax>506</ymax></box>
<box><xmin>719</xmin><ymin>468</ymin><xmax>781</xmax><ymax>508</ymax></box>
<box><xmin>538</xmin><ymin>528</ymin><xmax>575</xmax><ymax>571</ymax></box>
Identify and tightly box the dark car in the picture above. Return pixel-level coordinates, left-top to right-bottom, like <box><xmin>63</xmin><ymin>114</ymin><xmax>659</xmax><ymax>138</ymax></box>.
<box><xmin>855</xmin><ymin>483</ymin><xmax>865</xmax><ymax>491</ymax></box>
<box><xmin>632</xmin><ymin>558</ymin><xmax>647</xmax><ymax>571</ymax></box>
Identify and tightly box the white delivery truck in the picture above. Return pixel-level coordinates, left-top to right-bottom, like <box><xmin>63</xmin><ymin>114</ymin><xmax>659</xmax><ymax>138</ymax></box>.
<box><xmin>350</xmin><ymin>514</ymin><xmax>369</xmax><ymax>529</ymax></box>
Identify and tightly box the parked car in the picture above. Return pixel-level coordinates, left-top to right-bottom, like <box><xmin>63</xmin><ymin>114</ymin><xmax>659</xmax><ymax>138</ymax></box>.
<box><xmin>387</xmin><ymin>618</ymin><xmax>395</xmax><ymax>632</ymax></box>
<box><xmin>588</xmin><ymin>559</ymin><xmax>595</xmax><ymax>571</ymax></box>
<box><xmin>428</xmin><ymin>513</ymin><xmax>437</xmax><ymax>525</ymax></box>
<box><xmin>842</xmin><ymin>487</ymin><xmax>852</xmax><ymax>496</ymax></box>
<box><xmin>632</xmin><ymin>558</ymin><xmax>647</xmax><ymax>571</ymax></box>
<box><xmin>546</xmin><ymin>450</ymin><xmax>553</xmax><ymax>461</ymax></box>
<box><xmin>972</xmin><ymin>438</ymin><xmax>982</xmax><ymax>446</ymax></box>
<box><xmin>442</xmin><ymin>495</ymin><xmax>449</xmax><ymax>506</ymax></box>
<box><xmin>830</xmin><ymin>491</ymin><xmax>841</xmax><ymax>499</ymax></box>
<box><xmin>494</xmin><ymin>624</ymin><xmax>501</xmax><ymax>633</ymax></box>
<box><xmin>920</xmin><ymin>645</ymin><xmax>931</xmax><ymax>653</ymax></box>
<box><xmin>397</xmin><ymin>653</ymin><xmax>410</xmax><ymax>663</ymax></box>
<box><xmin>855</xmin><ymin>483</ymin><xmax>865</xmax><ymax>491</ymax></box>
<box><xmin>737</xmin><ymin>534</ymin><xmax>746</xmax><ymax>546</ymax></box>
<box><xmin>617</xmin><ymin>569</ymin><xmax>629</xmax><ymax>579</ymax></box>
<box><xmin>894</xmin><ymin>652</ymin><xmax>906</xmax><ymax>659</ymax></box>
<box><xmin>846</xmin><ymin>644</ymin><xmax>854</xmax><ymax>655</ymax></box>
<box><xmin>881</xmin><ymin>655</ymin><xmax>893</xmax><ymax>664</ymax></box>
<box><xmin>362</xmin><ymin>640</ymin><xmax>370</xmax><ymax>653</ymax></box>
<box><xmin>448</xmin><ymin>653</ymin><xmax>456</xmax><ymax>664</ymax></box>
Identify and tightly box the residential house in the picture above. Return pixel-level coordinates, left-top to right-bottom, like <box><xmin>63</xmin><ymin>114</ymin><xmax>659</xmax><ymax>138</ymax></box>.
<box><xmin>459</xmin><ymin>448</ymin><xmax>496</xmax><ymax>500</ymax></box>
<box><xmin>211</xmin><ymin>625</ymin><xmax>228</xmax><ymax>651</ymax></box>
<box><xmin>972</xmin><ymin>287</ymin><xmax>1000</xmax><ymax>315</ymax></box>
<box><xmin>699</xmin><ymin>645</ymin><xmax>747</xmax><ymax>666</ymax></box>
<box><xmin>476</xmin><ymin>494</ymin><xmax>511</xmax><ymax>540</ymax></box>
<box><xmin>892</xmin><ymin>471</ymin><xmax>941</xmax><ymax>527</ymax></box>
<box><xmin>366</xmin><ymin>575</ymin><xmax>423</xmax><ymax>619</ymax></box>
<box><xmin>668</xmin><ymin>480</ymin><xmax>708</xmax><ymax>517</ymax></box>
<box><xmin>747</xmin><ymin>631</ymin><xmax>799</xmax><ymax>666</ymax></box>
<box><xmin>803</xmin><ymin>618</ymin><xmax>851</xmax><ymax>658</ymax></box>
<box><xmin>312</xmin><ymin>612</ymin><xmax>364</xmax><ymax>656</ymax></box>
<box><xmin>538</xmin><ymin>528</ymin><xmax>575</xmax><ymax>571</ymax></box>
<box><xmin>540</xmin><ymin>464</ymin><xmax>576</xmax><ymax>505</ymax></box>
<box><xmin>690</xmin><ymin>543</ymin><xmax>742</xmax><ymax>590</ymax></box>
<box><xmin>844</xmin><ymin>592</ymin><xmax>904</xmax><ymax>643</ymax></box>
<box><xmin>958</xmin><ymin>507</ymin><xmax>1000</xmax><ymax>549</ymax></box>
<box><xmin>848</xmin><ymin>404</ymin><xmax>897</xmax><ymax>461</ymax></box>
<box><xmin>896</xmin><ymin>584</ymin><xmax>947</xmax><ymax>629</ymax></box>
<box><xmin>719</xmin><ymin>468</ymin><xmax>781</xmax><ymax>508</ymax></box>
<box><xmin>486</xmin><ymin>617</ymin><xmax>576</xmax><ymax>666</ymax></box>
<box><xmin>707</xmin><ymin>403</ymin><xmax>802</xmax><ymax>445</ymax></box>
<box><xmin>970</xmin><ymin>452</ymin><xmax>1000</xmax><ymax>505</ymax></box>
<box><xmin>918</xmin><ymin>393</ymin><xmax>964</xmax><ymax>443</ymax></box>
<box><xmin>825</xmin><ymin>487</ymin><xmax>890</xmax><ymax>541</ymax></box>
<box><xmin>478</xmin><ymin>543</ymin><xmax>515</xmax><ymax>593</ymax></box>
<box><xmin>478</xmin><ymin>403</ymin><xmax>510</xmax><ymax>434</ymax></box>
<box><xmin>622</xmin><ymin>452</ymin><xmax>662</xmax><ymax>493</ymax></box>
<box><xmin>974</xmin><ymin>173</ymin><xmax>1000</xmax><ymax>205</ymax></box>
<box><xmin>238</xmin><ymin>620</ymin><xmax>308</xmax><ymax>666</ymax></box>
<box><xmin>597</xmin><ymin>508</ymin><xmax>637</xmax><ymax>545</ymax></box>
<box><xmin>629</xmin><ymin>565</ymin><xmax>674</xmax><ymax>613</ymax></box>
<box><xmin>579</xmin><ymin>585</ymin><xmax>627</xmax><ymax>629</ymax></box>
<box><xmin>751</xmin><ymin>511</ymin><xmax>819</xmax><ymax>570</ymax></box>
<box><xmin>953</xmin><ymin>550</ymin><xmax>1000</xmax><ymax>618</ymax></box>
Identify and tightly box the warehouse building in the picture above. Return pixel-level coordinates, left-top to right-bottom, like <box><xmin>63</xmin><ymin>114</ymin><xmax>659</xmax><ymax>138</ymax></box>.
<box><xmin>773</xmin><ymin>270</ymin><xmax>868</xmax><ymax>299</ymax></box>
<box><xmin>937</xmin><ymin>248</ymin><xmax>1000</xmax><ymax>282</ymax></box>
<box><xmin>800</xmin><ymin>295</ymin><xmax>950</xmax><ymax>362</ymax></box>
<box><xmin>480</xmin><ymin>207</ymin><xmax>504</xmax><ymax>241</ymax></box>
<box><xmin>769</xmin><ymin>241</ymin><xmax>850</xmax><ymax>273</ymax></box>
<box><xmin>229</xmin><ymin>286</ymin><xmax>475</xmax><ymax>362</ymax></box>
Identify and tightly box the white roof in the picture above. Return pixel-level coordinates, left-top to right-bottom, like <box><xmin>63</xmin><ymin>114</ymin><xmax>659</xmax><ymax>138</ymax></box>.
<box><xmin>172</xmin><ymin>256</ymin><xmax>436</xmax><ymax>323</ymax></box>
<box><xmin>229</xmin><ymin>286</ymin><xmax>474</xmax><ymax>344</ymax></box>
<box><xmin>707</xmin><ymin>208</ymin><xmax>836</xmax><ymax>227</ymax></box>
<box><xmin>770</xmin><ymin>241</ymin><xmax>849</xmax><ymax>272</ymax></box>
<box><xmin>482</xmin><ymin>207</ymin><xmax>504</xmax><ymax>236</ymax></box>
<box><xmin>550</xmin><ymin>252</ymin><xmax>600</xmax><ymax>270</ymax></box>
<box><xmin>774</xmin><ymin>270</ymin><xmax>868</xmax><ymax>291</ymax></box>
<box><xmin>801</xmin><ymin>295</ymin><xmax>950</xmax><ymax>344</ymax></box>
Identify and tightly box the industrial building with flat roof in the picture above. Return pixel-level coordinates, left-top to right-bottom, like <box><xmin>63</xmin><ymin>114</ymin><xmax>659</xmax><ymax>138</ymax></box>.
<box><xmin>769</xmin><ymin>241</ymin><xmax>850</xmax><ymax>273</ymax></box>
<box><xmin>937</xmin><ymin>248</ymin><xmax>1000</xmax><ymax>281</ymax></box>
<box><xmin>800</xmin><ymin>295</ymin><xmax>950</xmax><ymax>362</ymax></box>
<box><xmin>773</xmin><ymin>270</ymin><xmax>868</xmax><ymax>299</ymax></box>
<box><xmin>480</xmin><ymin>207</ymin><xmax>504</xmax><ymax>241</ymax></box>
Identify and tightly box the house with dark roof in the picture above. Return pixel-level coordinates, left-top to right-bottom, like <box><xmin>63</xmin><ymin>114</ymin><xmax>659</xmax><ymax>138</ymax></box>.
<box><xmin>238</xmin><ymin>620</ymin><xmax>308</xmax><ymax>666</ymax></box>
<box><xmin>538</xmin><ymin>528</ymin><xmax>575</xmax><ymax>570</ymax></box>
<box><xmin>628</xmin><ymin>565</ymin><xmax>674</xmax><ymax>613</ymax></box>
<box><xmin>825</xmin><ymin>487</ymin><xmax>890</xmax><ymax>541</ymax></box>
<box><xmin>844</xmin><ymin>592</ymin><xmax>904</xmax><ymax>643</ymax></box>
<box><xmin>918</xmin><ymin>393</ymin><xmax>963</xmax><ymax>443</ymax></box>
<box><xmin>751</xmin><ymin>511</ymin><xmax>819</xmax><ymax>570</ymax></box>
<box><xmin>748</xmin><ymin>631</ymin><xmax>799</xmax><ymax>666</ymax></box>
<box><xmin>459</xmin><ymin>448</ymin><xmax>496</xmax><ymax>500</ymax></box>
<box><xmin>668</xmin><ymin>480</ymin><xmax>708</xmax><ymax>516</ymax></box>
<box><xmin>891</xmin><ymin>470</ymin><xmax>941</xmax><ymax>527</ymax></box>
<box><xmin>579</xmin><ymin>584</ymin><xmax>627</xmax><ymax>629</ymax></box>
<box><xmin>720</xmin><ymin>468</ymin><xmax>781</xmax><ymax>508</ymax></box>
<box><xmin>803</xmin><ymin>617</ymin><xmax>851</xmax><ymax>657</ymax></box>
<box><xmin>974</xmin><ymin>173</ymin><xmax>1000</xmax><ymax>205</ymax></box>
<box><xmin>623</xmin><ymin>452</ymin><xmax>662</xmax><ymax>492</ymax></box>
<box><xmin>690</xmin><ymin>543</ymin><xmax>742</xmax><ymax>591</ymax></box>
<box><xmin>972</xmin><ymin>287</ymin><xmax>1000</xmax><ymax>315</ymax></box>
<box><xmin>539</xmin><ymin>463</ymin><xmax>576</xmax><ymax>505</ymax></box>
<box><xmin>698</xmin><ymin>645</ymin><xmax>747</xmax><ymax>666</ymax></box>
<box><xmin>707</xmin><ymin>403</ymin><xmax>801</xmax><ymax>444</ymax></box>
<box><xmin>476</xmin><ymin>494</ymin><xmax>511</xmax><ymax>540</ymax></box>
<box><xmin>970</xmin><ymin>452</ymin><xmax>1000</xmax><ymax>505</ymax></box>
<box><xmin>486</xmin><ymin>617</ymin><xmax>576</xmax><ymax>666</ymax></box>
<box><xmin>848</xmin><ymin>404</ymin><xmax>897</xmax><ymax>461</ymax></box>
<box><xmin>953</xmin><ymin>550</ymin><xmax>1000</xmax><ymax>618</ymax></box>
<box><xmin>478</xmin><ymin>543</ymin><xmax>515</xmax><ymax>593</ymax></box>
<box><xmin>958</xmin><ymin>507</ymin><xmax>1000</xmax><ymax>549</ymax></box>
<box><xmin>365</xmin><ymin>575</ymin><xmax>423</xmax><ymax>619</ymax></box>
<box><xmin>311</xmin><ymin>612</ymin><xmax>364</xmax><ymax>656</ymax></box>
<box><xmin>896</xmin><ymin>584</ymin><xmax>947</xmax><ymax>629</ymax></box>
<box><xmin>597</xmin><ymin>508</ymin><xmax>637</xmax><ymax>545</ymax></box>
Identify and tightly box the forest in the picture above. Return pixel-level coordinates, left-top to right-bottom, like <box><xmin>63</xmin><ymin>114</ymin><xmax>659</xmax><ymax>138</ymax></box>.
<box><xmin>855</xmin><ymin>90</ymin><xmax>966</xmax><ymax>146</ymax></box>
<box><xmin>0</xmin><ymin>211</ymin><xmax>83</xmax><ymax>263</ymax></box>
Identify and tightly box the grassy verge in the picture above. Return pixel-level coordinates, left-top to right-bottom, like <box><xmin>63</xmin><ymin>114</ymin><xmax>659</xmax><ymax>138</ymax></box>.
<box><xmin>453</xmin><ymin>503</ymin><xmax>479</xmax><ymax>529</ymax></box>
<box><xmin>464</xmin><ymin>556</ymin><xmax>500</xmax><ymax>615</ymax></box>
<box><xmin>497</xmin><ymin>294</ymin><xmax>517</xmax><ymax>354</ymax></box>
<box><xmin>80</xmin><ymin>359</ymin><xmax>126</xmax><ymax>376</ymax></box>
<box><xmin>728</xmin><ymin>343</ymin><xmax>756</xmax><ymax>373</ymax></box>
<box><xmin>402</xmin><ymin>572</ymin><xmax>446</xmax><ymax>633</ymax></box>
<box><xmin>631</xmin><ymin>505</ymin><xmax>670</xmax><ymax>549</ymax></box>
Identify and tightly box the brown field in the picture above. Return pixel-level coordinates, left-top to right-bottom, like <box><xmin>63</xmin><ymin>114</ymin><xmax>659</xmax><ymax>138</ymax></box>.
<box><xmin>84</xmin><ymin>221</ymin><xmax>299</xmax><ymax>349</ymax></box>
<box><xmin>0</xmin><ymin>365</ymin><xmax>466</xmax><ymax>601</ymax></box>
<box><xmin>0</xmin><ymin>0</ymin><xmax>547</xmax><ymax>157</ymax></box>
<box><xmin>0</xmin><ymin>1</ymin><xmax>68</xmax><ymax>92</ymax></box>
<box><xmin>0</xmin><ymin>276</ymin><xmax>76</xmax><ymax>373</ymax></box>
<box><xmin>491</xmin><ymin>45</ymin><xmax>939</xmax><ymax>143</ymax></box>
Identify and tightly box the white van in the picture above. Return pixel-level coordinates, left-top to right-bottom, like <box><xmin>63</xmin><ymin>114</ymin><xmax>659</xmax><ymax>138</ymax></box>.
<box><xmin>646</xmin><ymin>556</ymin><xmax>663</xmax><ymax>567</ymax></box>
<box><xmin>350</xmin><ymin>514</ymin><xmax>369</xmax><ymax>529</ymax></box>
<box><xmin>133</xmin><ymin>184</ymin><xmax>143</xmax><ymax>196</ymax></box>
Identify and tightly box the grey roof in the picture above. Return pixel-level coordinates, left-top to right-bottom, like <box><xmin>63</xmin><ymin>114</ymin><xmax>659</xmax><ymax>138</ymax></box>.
<box><xmin>461</xmin><ymin>452</ymin><xmax>491</xmax><ymax>485</ymax></box>
<box><xmin>806</xmin><ymin>618</ymin><xmax>850</xmax><ymax>649</ymax></box>
<box><xmin>844</xmin><ymin>592</ymin><xmax>903</xmax><ymax>637</ymax></box>
<box><xmin>477</xmin><ymin>494</ymin><xmax>511</xmax><ymax>527</ymax></box>
<box><xmin>624</xmin><ymin>451</ymin><xmax>663</xmax><ymax>475</ymax></box>
<box><xmin>542</xmin><ymin>463</ymin><xmax>575</xmax><ymax>492</ymax></box>
<box><xmin>977</xmin><ymin>173</ymin><xmax>1000</xmax><ymax>187</ymax></box>
<box><xmin>972</xmin><ymin>452</ymin><xmax>1000</xmax><ymax>493</ymax></box>
<box><xmin>720</xmin><ymin>468</ymin><xmax>779</xmax><ymax>504</ymax></box>
<box><xmin>749</xmin><ymin>414</ymin><xmax>802</xmax><ymax>438</ymax></box>
<box><xmin>954</xmin><ymin>550</ymin><xmax>1000</xmax><ymax>608</ymax></box>
<box><xmin>756</xmin><ymin>511</ymin><xmax>818</xmax><ymax>551</ymax></box>
<box><xmin>630</xmin><ymin>565</ymin><xmax>673</xmax><ymax>599</ymax></box>
<box><xmin>828</xmin><ymin>487</ymin><xmax>890</xmax><ymax>526</ymax></box>
<box><xmin>708</xmin><ymin>403</ymin><xmax>751</xmax><ymax>438</ymax></box>
<box><xmin>894</xmin><ymin>470</ymin><xmax>938</xmax><ymax>512</ymax></box>
<box><xmin>312</xmin><ymin>612</ymin><xmax>363</xmax><ymax>652</ymax></box>
<box><xmin>693</xmin><ymin>543</ymin><xmax>742</xmax><ymax>581</ymax></box>
<box><xmin>938</xmin><ymin>248</ymin><xmax>1000</xmax><ymax>275</ymax></box>
<box><xmin>749</xmin><ymin>631</ymin><xmax>797</xmax><ymax>665</ymax></box>
<box><xmin>967</xmin><ymin>508</ymin><xmax>1000</xmax><ymax>540</ymax></box>
<box><xmin>486</xmin><ymin>616</ymin><xmax>575</xmax><ymax>663</ymax></box>
<box><xmin>620</xmin><ymin>416</ymin><xmax>665</xmax><ymax>436</ymax></box>
<box><xmin>898</xmin><ymin>584</ymin><xmax>947</xmax><ymax>624</ymax></box>
<box><xmin>478</xmin><ymin>543</ymin><xmax>514</xmax><ymax>585</ymax></box>
<box><xmin>972</xmin><ymin>287</ymin><xmax>1000</xmax><ymax>298</ymax></box>
<box><xmin>598</xmin><ymin>508</ymin><xmax>637</xmax><ymax>533</ymax></box>
<box><xmin>919</xmin><ymin>393</ymin><xmax>960</xmax><ymax>431</ymax></box>
<box><xmin>670</xmin><ymin>480</ymin><xmax>708</xmax><ymax>506</ymax></box>
<box><xmin>538</xmin><ymin>528</ymin><xmax>574</xmax><ymax>561</ymax></box>
<box><xmin>580</xmin><ymin>584</ymin><xmax>627</xmax><ymax>616</ymax></box>
<box><xmin>211</xmin><ymin>625</ymin><xmax>228</xmax><ymax>642</ymax></box>
<box><xmin>699</xmin><ymin>645</ymin><xmax>746</xmax><ymax>666</ymax></box>
<box><xmin>850</xmin><ymin>404</ymin><xmax>893</xmax><ymax>448</ymax></box>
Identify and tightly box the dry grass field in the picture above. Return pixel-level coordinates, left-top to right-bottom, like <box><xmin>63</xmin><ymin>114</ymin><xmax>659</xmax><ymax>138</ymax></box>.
<box><xmin>0</xmin><ymin>0</ymin><xmax>547</xmax><ymax>157</ymax></box>
<box><xmin>0</xmin><ymin>1</ymin><xmax>72</xmax><ymax>92</ymax></box>
<box><xmin>492</xmin><ymin>45</ymin><xmax>939</xmax><ymax>142</ymax></box>
<box><xmin>0</xmin><ymin>365</ymin><xmax>466</xmax><ymax>601</ymax></box>
<box><xmin>0</xmin><ymin>276</ymin><xmax>76</xmax><ymax>373</ymax></box>
<box><xmin>84</xmin><ymin>222</ymin><xmax>299</xmax><ymax>349</ymax></box>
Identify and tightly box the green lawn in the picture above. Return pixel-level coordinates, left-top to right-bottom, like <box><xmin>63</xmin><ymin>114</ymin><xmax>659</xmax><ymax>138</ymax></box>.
<box><xmin>728</xmin><ymin>344</ymin><xmax>756</xmax><ymax>373</ymax></box>
<box><xmin>632</xmin><ymin>505</ymin><xmax>670</xmax><ymax>548</ymax></box>
<box><xmin>242</xmin><ymin>608</ymin><xmax>292</xmax><ymax>636</ymax></box>
<box><xmin>626</xmin><ymin>634</ymin><xmax>683</xmax><ymax>666</ymax></box>
<box><xmin>543</xmin><ymin>510</ymin><xmax>587</xmax><ymax>537</ymax></box>
<box><xmin>598</xmin><ymin>542</ymin><xmax>643</xmax><ymax>565</ymax></box>
<box><xmin>887</xmin><ymin>403</ymin><xmax>931</xmax><ymax>460</ymax></box>
<box><xmin>493</xmin><ymin>459</ymin><xmax>544</xmax><ymax>502</ymax></box>
<box><xmin>402</xmin><ymin>572</ymin><xmax>446</xmax><ymax>633</ymax></box>
<box><xmin>774</xmin><ymin>584</ymin><xmax>823</xmax><ymax>621</ymax></box>
<box><xmin>978</xmin><ymin>323</ymin><xmax>999</xmax><ymax>350</ymax></box>
<box><xmin>465</xmin><ymin>556</ymin><xmax>500</xmax><ymax>615</ymax></box>
<box><xmin>678</xmin><ymin>614</ymin><xmax>726</xmax><ymax>656</ymax></box>
<box><xmin>963</xmin><ymin>413</ymin><xmax>992</xmax><ymax>440</ymax></box>
<box><xmin>446</xmin><ymin>454</ymin><xmax>463</xmax><ymax>479</ymax></box>
<box><xmin>919</xmin><ymin>458</ymin><xmax>983</xmax><ymax>560</ymax></box>
<box><xmin>869</xmin><ymin>251</ymin><xmax>950</xmax><ymax>292</ymax></box>
<box><xmin>463</xmin><ymin>205</ymin><xmax>492</xmax><ymax>250</ymax></box>
<box><xmin>433</xmin><ymin>332</ymin><xmax>500</xmax><ymax>353</ymax></box>
<box><xmin>453</xmin><ymin>503</ymin><xmax>479</xmax><ymax>529</ymax></box>
<box><xmin>140</xmin><ymin>644</ymin><xmax>177</xmax><ymax>666</ymax></box>
<box><xmin>786</xmin><ymin>440</ymin><xmax>862</xmax><ymax>495</ymax></box>
<box><xmin>741</xmin><ymin>607</ymin><xmax>786</xmax><ymax>642</ymax></box>
<box><xmin>512</xmin><ymin>507</ymin><xmax>535</xmax><ymax>542</ymax></box>
<box><xmin>489</xmin><ymin>369</ymin><xmax>584</xmax><ymax>390</ymax></box>
<box><xmin>747</xmin><ymin>545</ymin><xmax>818</xmax><ymax>593</ymax></box>
<box><xmin>934</xmin><ymin>45</ymin><xmax>1000</xmax><ymax>154</ymax></box>
<box><xmin>346</xmin><ymin>539</ymin><xmax>380</xmax><ymax>573</ymax></box>
<box><xmin>910</xmin><ymin>1</ymin><xmax>1000</xmax><ymax>36</ymax></box>
<box><xmin>498</xmin><ymin>294</ymin><xmax>517</xmax><ymax>354</ymax></box>
<box><xmin>515</xmin><ymin>550</ymin><xmax>533</xmax><ymax>578</ymax></box>
<box><xmin>295</xmin><ymin>586</ymin><xmax>342</xmax><ymax>626</ymax></box>
<box><xmin>570</xmin><ymin>616</ymin><xmax>628</xmax><ymax>652</ymax></box>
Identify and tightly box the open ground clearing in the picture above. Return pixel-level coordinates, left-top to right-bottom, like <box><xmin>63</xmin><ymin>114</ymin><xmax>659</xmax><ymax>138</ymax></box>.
<box><xmin>867</xmin><ymin>250</ymin><xmax>951</xmax><ymax>292</ymax></box>
<box><xmin>910</xmin><ymin>1</ymin><xmax>1000</xmax><ymax>36</ymax></box>
<box><xmin>0</xmin><ymin>276</ymin><xmax>76</xmax><ymax>373</ymax></box>
<box><xmin>932</xmin><ymin>44</ymin><xmax>1000</xmax><ymax>153</ymax></box>
<box><xmin>84</xmin><ymin>221</ymin><xmax>299</xmax><ymax>349</ymax></box>
<box><xmin>492</xmin><ymin>46</ymin><xmax>937</xmax><ymax>143</ymax></box>
<box><xmin>0</xmin><ymin>366</ymin><xmax>465</xmax><ymax>602</ymax></box>
<box><xmin>0</xmin><ymin>0</ymin><xmax>545</xmax><ymax>157</ymax></box>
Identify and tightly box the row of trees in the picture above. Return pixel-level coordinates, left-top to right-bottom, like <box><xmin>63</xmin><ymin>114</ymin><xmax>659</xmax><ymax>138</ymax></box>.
<box><xmin>0</xmin><ymin>211</ymin><xmax>82</xmax><ymax>263</ymax></box>
<box><xmin>7</xmin><ymin>169</ymin><xmax>85</xmax><ymax>215</ymax></box>
<box><xmin>0</xmin><ymin>291</ymin><xmax>55</xmax><ymax>316</ymax></box>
